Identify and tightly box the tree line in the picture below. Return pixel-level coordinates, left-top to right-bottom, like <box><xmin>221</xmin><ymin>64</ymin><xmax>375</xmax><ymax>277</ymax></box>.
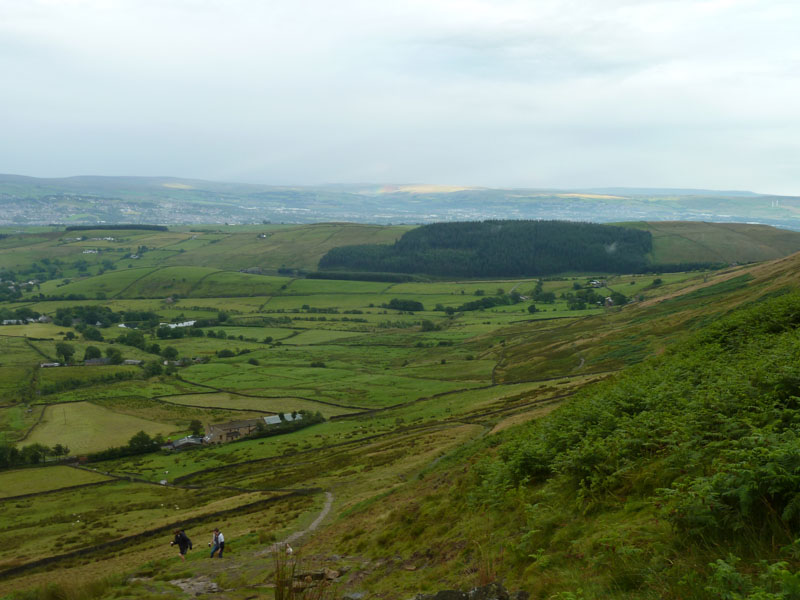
<box><xmin>65</xmin><ymin>224</ymin><xmax>168</xmax><ymax>231</ymax></box>
<box><xmin>0</xmin><ymin>442</ymin><xmax>70</xmax><ymax>469</ymax></box>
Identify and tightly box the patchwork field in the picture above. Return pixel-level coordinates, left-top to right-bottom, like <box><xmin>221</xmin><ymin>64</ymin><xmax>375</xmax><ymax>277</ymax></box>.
<box><xmin>24</xmin><ymin>402</ymin><xmax>177</xmax><ymax>454</ymax></box>
<box><xmin>2</xmin><ymin>223</ymin><xmax>799</xmax><ymax>598</ymax></box>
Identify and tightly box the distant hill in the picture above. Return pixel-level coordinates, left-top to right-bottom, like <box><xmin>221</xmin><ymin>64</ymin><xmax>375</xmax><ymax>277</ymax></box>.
<box><xmin>580</xmin><ymin>186</ymin><xmax>761</xmax><ymax>197</ymax></box>
<box><xmin>624</xmin><ymin>221</ymin><xmax>800</xmax><ymax>265</ymax></box>
<box><xmin>319</xmin><ymin>220</ymin><xmax>800</xmax><ymax>277</ymax></box>
<box><xmin>1</xmin><ymin>173</ymin><xmax>799</xmax><ymax>230</ymax></box>
<box><xmin>319</xmin><ymin>221</ymin><xmax>654</xmax><ymax>277</ymax></box>
<box><xmin>1</xmin><ymin>222</ymin><xmax>799</xmax><ymax>296</ymax></box>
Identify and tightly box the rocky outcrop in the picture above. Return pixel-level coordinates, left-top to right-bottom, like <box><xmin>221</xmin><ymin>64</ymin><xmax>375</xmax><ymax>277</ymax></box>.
<box><xmin>168</xmin><ymin>576</ymin><xmax>221</xmax><ymax>595</ymax></box>
<box><xmin>411</xmin><ymin>582</ymin><xmax>528</xmax><ymax>600</ymax></box>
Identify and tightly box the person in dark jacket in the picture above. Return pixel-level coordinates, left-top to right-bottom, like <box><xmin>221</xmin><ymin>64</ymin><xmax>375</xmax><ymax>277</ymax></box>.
<box><xmin>171</xmin><ymin>529</ymin><xmax>192</xmax><ymax>560</ymax></box>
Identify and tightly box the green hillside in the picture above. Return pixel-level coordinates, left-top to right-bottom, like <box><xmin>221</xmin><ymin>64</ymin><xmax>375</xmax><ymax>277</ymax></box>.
<box><xmin>1</xmin><ymin>223</ymin><xmax>799</xmax><ymax>302</ymax></box>
<box><xmin>623</xmin><ymin>221</ymin><xmax>800</xmax><ymax>265</ymax></box>
<box><xmin>310</xmin><ymin>273</ymin><xmax>800</xmax><ymax>599</ymax></box>
<box><xmin>3</xmin><ymin>224</ymin><xmax>800</xmax><ymax>599</ymax></box>
<box><xmin>318</xmin><ymin>220</ymin><xmax>800</xmax><ymax>278</ymax></box>
<box><xmin>320</xmin><ymin>221</ymin><xmax>654</xmax><ymax>277</ymax></box>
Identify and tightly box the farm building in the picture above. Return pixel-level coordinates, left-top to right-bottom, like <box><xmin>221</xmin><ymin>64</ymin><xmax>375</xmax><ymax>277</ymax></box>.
<box><xmin>166</xmin><ymin>436</ymin><xmax>204</xmax><ymax>451</ymax></box>
<box><xmin>204</xmin><ymin>419</ymin><xmax>263</xmax><ymax>443</ymax></box>
<box><xmin>204</xmin><ymin>413</ymin><xmax>304</xmax><ymax>444</ymax></box>
<box><xmin>264</xmin><ymin>413</ymin><xmax>303</xmax><ymax>425</ymax></box>
<box><xmin>85</xmin><ymin>358</ymin><xmax>110</xmax><ymax>366</ymax></box>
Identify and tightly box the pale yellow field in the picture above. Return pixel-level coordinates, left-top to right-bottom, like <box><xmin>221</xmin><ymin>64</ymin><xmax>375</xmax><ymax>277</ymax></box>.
<box><xmin>391</xmin><ymin>184</ymin><xmax>476</xmax><ymax>194</ymax></box>
<box><xmin>24</xmin><ymin>402</ymin><xmax>177</xmax><ymax>455</ymax></box>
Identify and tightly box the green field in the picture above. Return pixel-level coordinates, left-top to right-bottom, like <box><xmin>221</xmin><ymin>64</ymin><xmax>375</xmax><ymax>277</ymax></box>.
<box><xmin>24</xmin><ymin>402</ymin><xmax>177</xmax><ymax>454</ymax></box>
<box><xmin>3</xmin><ymin>222</ymin><xmax>800</xmax><ymax>599</ymax></box>
<box><xmin>0</xmin><ymin>465</ymin><xmax>112</xmax><ymax>498</ymax></box>
<box><xmin>161</xmin><ymin>392</ymin><xmax>353</xmax><ymax>418</ymax></box>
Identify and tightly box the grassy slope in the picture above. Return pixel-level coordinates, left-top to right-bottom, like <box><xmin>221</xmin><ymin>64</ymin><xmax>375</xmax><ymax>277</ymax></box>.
<box><xmin>162</xmin><ymin>223</ymin><xmax>412</xmax><ymax>271</ymax></box>
<box><xmin>623</xmin><ymin>221</ymin><xmax>800</xmax><ymax>265</ymax></box>
<box><xmin>4</xmin><ymin>226</ymin><xmax>800</xmax><ymax>599</ymax></box>
<box><xmin>0</xmin><ymin>466</ymin><xmax>112</xmax><ymax>498</ymax></box>
<box><xmin>298</xmin><ymin>254</ymin><xmax>800</xmax><ymax>599</ymax></box>
<box><xmin>3</xmin><ymin>223</ymin><xmax>800</xmax><ymax>301</ymax></box>
<box><xmin>24</xmin><ymin>402</ymin><xmax>177</xmax><ymax>454</ymax></box>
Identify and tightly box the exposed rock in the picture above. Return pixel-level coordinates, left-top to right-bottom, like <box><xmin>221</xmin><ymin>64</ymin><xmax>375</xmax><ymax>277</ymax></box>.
<box><xmin>469</xmin><ymin>583</ymin><xmax>509</xmax><ymax>600</ymax></box>
<box><xmin>342</xmin><ymin>592</ymin><xmax>366</xmax><ymax>600</ymax></box>
<box><xmin>294</xmin><ymin>567</ymin><xmax>342</xmax><ymax>581</ymax></box>
<box><xmin>169</xmin><ymin>576</ymin><xmax>221</xmax><ymax>595</ymax></box>
<box><xmin>413</xmin><ymin>592</ymin><xmax>467</xmax><ymax>600</ymax></box>
<box><xmin>412</xmin><ymin>582</ymin><xmax>520</xmax><ymax>600</ymax></box>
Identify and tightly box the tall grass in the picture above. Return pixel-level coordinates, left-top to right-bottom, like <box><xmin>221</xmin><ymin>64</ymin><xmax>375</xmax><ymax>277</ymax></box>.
<box><xmin>9</xmin><ymin>574</ymin><xmax>126</xmax><ymax>600</ymax></box>
<box><xmin>272</xmin><ymin>548</ymin><xmax>338</xmax><ymax>600</ymax></box>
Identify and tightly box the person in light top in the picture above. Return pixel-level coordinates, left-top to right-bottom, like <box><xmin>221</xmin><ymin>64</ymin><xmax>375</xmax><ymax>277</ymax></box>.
<box><xmin>209</xmin><ymin>528</ymin><xmax>225</xmax><ymax>558</ymax></box>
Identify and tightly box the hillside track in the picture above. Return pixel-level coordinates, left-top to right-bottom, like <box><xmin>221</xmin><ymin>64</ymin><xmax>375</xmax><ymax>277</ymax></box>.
<box><xmin>111</xmin><ymin>266</ymin><xmax>160</xmax><ymax>299</ymax></box>
<box><xmin>173</xmin><ymin>382</ymin><xmax>579</xmax><ymax>489</ymax></box>
<box><xmin>0</xmin><ymin>488</ymin><xmax>320</xmax><ymax>582</ymax></box>
<box><xmin>172</xmin><ymin>375</ymin><xmax>371</xmax><ymax>411</ymax></box>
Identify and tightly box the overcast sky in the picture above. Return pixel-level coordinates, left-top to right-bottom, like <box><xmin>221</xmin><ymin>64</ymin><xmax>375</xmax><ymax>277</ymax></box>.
<box><xmin>1</xmin><ymin>0</ymin><xmax>799</xmax><ymax>193</ymax></box>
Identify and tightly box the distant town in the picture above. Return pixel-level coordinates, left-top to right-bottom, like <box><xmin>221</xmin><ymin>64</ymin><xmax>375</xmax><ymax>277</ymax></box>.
<box><xmin>1</xmin><ymin>175</ymin><xmax>798</xmax><ymax>229</ymax></box>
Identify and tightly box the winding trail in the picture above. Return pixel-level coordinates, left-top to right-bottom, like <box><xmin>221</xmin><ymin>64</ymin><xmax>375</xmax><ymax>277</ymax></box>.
<box><xmin>259</xmin><ymin>491</ymin><xmax>334</xmax><ymax>555</ymax></box>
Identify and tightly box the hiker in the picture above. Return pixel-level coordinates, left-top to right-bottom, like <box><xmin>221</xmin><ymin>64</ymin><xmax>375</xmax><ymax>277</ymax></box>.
<box><xmin>209</xmin><ymin>527</ymin><xmax>225</xmax><ymax>558</ymax></box>
<box><xmin>171</xmin><ymin>529</ymin><xmax>192</xmax><ymax>561</ymax></box>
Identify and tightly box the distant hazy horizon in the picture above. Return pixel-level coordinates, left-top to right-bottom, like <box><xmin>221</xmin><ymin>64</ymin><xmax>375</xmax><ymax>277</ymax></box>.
<box><xmin>0</xmin><ymin>172</ymin><xmax>771</xmax><ymax>198</ymax></box>
<box><xmin>2</xmin><ymin>1</ymin><xmax>799</xmax><ymax>195</ymax></box>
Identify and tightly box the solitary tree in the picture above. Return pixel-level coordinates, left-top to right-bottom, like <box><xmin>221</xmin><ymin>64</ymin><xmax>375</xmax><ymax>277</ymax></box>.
<box><xmin>55</xmin><ymin>342</ymin><xmax>75</xmax><ymax>364</ymax></box>
<box><xmin>143</xmin><ymin>361</ymin><xmax>163</xmax><ymax>377</ymax></box>
<box><xmin>106</xmin><ymin>347</ymin><xmax>123</xmax><ymax>365</ymax></box>
<box><xmin>189</xmin><ymin>419</ymin><xmax>203</xmax><ymax>436</ymax></box>
<box><xmin>84</xmin><ymin>345</ymin><xmax>102</xmax><ymax>361</ymax></box>
<box><xmin>83</xmin><ymin>326</ymin><xmax>104</xmax><ymax>341</ymax></box>
<box><xmin>127</xmin><ymin>431</ymin><xmax>155</xmax><ymax>453</ymax></box>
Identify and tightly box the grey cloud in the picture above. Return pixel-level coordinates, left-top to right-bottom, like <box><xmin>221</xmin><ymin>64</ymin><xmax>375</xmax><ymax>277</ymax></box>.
<box><xmin>0</xmin><ymin>0</ymin><xmax>799</xmax><ymax>195</ymax></box>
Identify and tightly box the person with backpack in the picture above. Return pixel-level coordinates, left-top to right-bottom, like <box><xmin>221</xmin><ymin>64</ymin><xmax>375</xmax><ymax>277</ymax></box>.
<box><xmin>209</xmin><ymin>528</ymin><xmax>225</xmax><ymax>558</ymax></box>
<box><xmin>171</xmin><ymin>529</ymin><xmax>192</xmax><ymax>560</ymax></box>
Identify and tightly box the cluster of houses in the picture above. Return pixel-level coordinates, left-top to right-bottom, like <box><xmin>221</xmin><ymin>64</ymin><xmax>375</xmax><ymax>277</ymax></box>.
<box><xmin>165</xmin><ymin>413</ymin><xmax>304</xmax><ymax>451</ymax></box>
<box><xmin>1</xmin><ymin>277</ymin><xmax>41</xmax><ymax>297</ymax></box>
<box><xmin>3</xmin><ymin>315</ymin><xmax>51</xmax><ymax>325</ymax></box>
<box><xmin>41</xmin><ymin>358</ymin><xmax>143</xmax><ymax>367</ymax></box>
